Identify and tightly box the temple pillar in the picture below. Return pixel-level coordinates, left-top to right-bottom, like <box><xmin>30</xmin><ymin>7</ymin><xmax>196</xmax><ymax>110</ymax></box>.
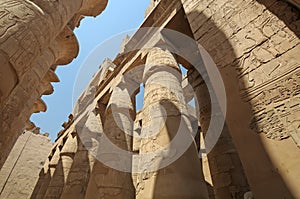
<box><xmin>188</xmin><ymin>68</ymin><xmax>250</xmax><ymax>199</ymax></box>
<box><xmin>41</xmin><ymin>131</ymin><xmax>77</xmax><ymax>199</ymax></box>
<box><xmin>60</xmin><ymin>132</ymin><xmax>78</xmax><ymax>182</ymax></box>
<box><xmin>0</xmin><ymin>0</ymin><xmax>106</xmax><ymax>82</ymax></box>
<box><xmin>0</xmin><ymin>0</ymin><xmax>107</xmax><ymax>170</ymax></box>
<box><xmin>59</xmin><ymin>106</ymin><xmax>102</xmax><ymax>199</ymax></box>
<box><xmin>30</xmin><ymin>168</ymin><xmax>49</xmax><ymax>199</ymax></box>
<box><xmin>40</xmin><ymin>145</ymin><xmax>61</xmax><ymax>198</ymax></box>
<box><xmin>44</xmin><ymin>138</ymin><xmax>72</xmax><ymax>199</ymax></box>
<box><xmin>0</xmin><ymin>42</ymin><xmax>60</xmax><ymax>169</ymax></box>
<box><xmin>59</xmin><ymin>140</ymin><xmax>93</xmax><ymax>199</ymax></box>
<box><xmin>0</xmin><ymin>0</ymin><xmax>82</xmax><ymax>87</ymax></box>
<box><xmin>43</xmin><ymin>132</ymin><xmax>77</xmax><ymax>198</ymax></box>
<box><xmin>84</xmin><ymin>78</ymin><xmax>137</xmax><ymax>199</ymax></box>
<box><xmin>136</xmin><ymin>47</ymin><xmax>209</xmax><ymax>199</ymax></box>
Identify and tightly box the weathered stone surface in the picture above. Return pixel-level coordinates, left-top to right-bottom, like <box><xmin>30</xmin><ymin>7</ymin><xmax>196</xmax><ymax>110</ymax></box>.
<box><xmin>2</xmin><ymin>0</ymin><xmax>300</xmax><ymax>198</ymax></box>
<box><xmin>0</xmin><ymin>0</ymin><xmax>108</xmax><ymax>170</ymax></box>
<box><xmin>188</xmin><ymin>68</ymin><xmax>250</xmax><ymax>199</ymax></box>
<box><xmin>136</xmin><ymin>47</ymin><xmax>209</xmax><ymax>199</ymax></box>
<box><xmin>183</xmin><ymin>0</ymin><xmax>300</xmax><ymax>198</ymax></box>
<box><xmin>85</xmin><ymin>78</ymin><xmax>136</xmax><ymax>199</ymax></box>
<box><xmin>0</xmin><ymin>131</ymin><xmax>52</xmax><ymax>199</ymax></box>
<box><xmin>43</xmin><ymin>132</ymin><xmax>77</xmax><ymax>199</ymax></box>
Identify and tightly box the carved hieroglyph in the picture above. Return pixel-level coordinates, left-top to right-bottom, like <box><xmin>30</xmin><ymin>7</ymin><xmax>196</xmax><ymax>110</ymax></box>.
<box><xmin>85</xmin><ymin>79</ymin><xmax>136</xmax><ymax>199</ymax></box>
<box><xmin>231</xmin><ymin>2</ymin><xmax>300</xmax><ymax>145</ymax></box>
<box><xmin>4</xmin><ymin>0</ymin><xmax>299</xmax><ymax>198</ymax></box>
<box><xmin>136</xmin><ymin>47</ymin><xmax>209</xmax><ymax>199</ymax></box>
<box><xmin>0</xmin><ymin>0</ymin><xmax>108</xmax><ymax>169</ymax></box>
<box><xmin>182</xmin><ymin>0</ymin><xmax>300</xmax><ymax>198</ymax></box>
<box><xmin>249</xmin><ymin>70</ymin><xmax>300</xmax><ymax>145</ymax></box>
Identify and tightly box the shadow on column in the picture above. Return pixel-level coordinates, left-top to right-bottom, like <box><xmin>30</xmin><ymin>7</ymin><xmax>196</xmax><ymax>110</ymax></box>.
<box><xmin>43</xmin><ymin>158</ymin><xmax>65</xmax><ymax>198</ymax></box>
<box><xmin>182</xmin><ymin>3</ymin><xmax>297</xmax><ymax>198</ymax></box>
<box><xmin>30</xmin><ymin>168</ymin><xmax>52</xmax><ymax>199</ymax></box>
<box><xmin>151</xmin><ymin>99</ymin><xmax>208</xmax><ymax>199</ymax></box>
<box><xmin>60</xmin><ymin>138</ymin><xmax>92</xmax><ymax>198</ymax></box>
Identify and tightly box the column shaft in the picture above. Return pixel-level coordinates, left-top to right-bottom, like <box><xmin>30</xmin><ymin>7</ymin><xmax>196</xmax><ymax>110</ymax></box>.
<box><xmin>61</xmin><ymin>134</ymin><xmax>77</xmax><ymax>181</ymax></box>
<box><xmin>0</xmin><ymin>0</ymin><xmax>82</xmax><ymax>169</ymax></box>
<box><xmin>137</xmin><ymin>47</ymin><xmax>209</xmax><ymax>199</ymax></box>
<box><xmin>85</xmin><ymin>82</ymin><xmax>136</xmax><ymax>199</ymax></box>
<box><xmin>43</xmin><ymin>147</ymin><xmax>62</xmax><ymax>198</ymax></box>
<box><xmin>44</xmin><ymin>135</ymin><xmax>77</xmax><ymax>199</ymax></box>
<box><xmin>188</xmin><ymin>68</ymin><xmax>250</xmax><ymax>199</ymax></box>
<box><xmin>0</xmin><ymin>0</ymin><xmax>82</xmax><ymax>81</ymax></box>
<box><xmin>60</xmin><ymin>140</ymin><xmax>94</xmax><ymax>199</ymax></box>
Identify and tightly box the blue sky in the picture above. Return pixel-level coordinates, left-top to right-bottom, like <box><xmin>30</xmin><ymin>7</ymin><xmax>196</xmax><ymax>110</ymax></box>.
<box><xmin>30</xmin><ymin>0</ymin><xmax>150</xmax><ymax>141</ymax></box>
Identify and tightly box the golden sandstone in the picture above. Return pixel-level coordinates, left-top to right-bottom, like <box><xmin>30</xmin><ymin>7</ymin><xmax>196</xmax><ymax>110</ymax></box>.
<box><xmin>0</xmin><ymin>0</ymin><xmax>300</xmax><ymax>198</ymax></box>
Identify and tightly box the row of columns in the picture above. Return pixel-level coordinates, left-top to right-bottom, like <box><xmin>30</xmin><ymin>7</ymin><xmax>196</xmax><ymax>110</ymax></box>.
<box><xmin>188</xmin><ymin>68</ymin><xmax>250</xmax><ymax>198</ymax></box>
<box><xmin>32</xmin><ymin>47</ymin><xmax>249</xmax><ymax>199</ymax></box>
<box><xmin>31</xmin><ymin>131</ymin><xmax>78</xmax><ymax>199</ymax></box>
<box><xmin>84</xmin><ymin>79</ymin><xmax>137</xmax><ymax>199</ymax></box>
<box><xmin>0</xmin><ymin>0</ymin><xmax>107</xmax><ymax>169</ymax></box>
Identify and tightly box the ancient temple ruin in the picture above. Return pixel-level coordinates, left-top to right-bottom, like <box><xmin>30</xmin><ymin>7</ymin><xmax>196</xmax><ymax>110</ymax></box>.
<box><xmin>1</xmin><ymin>0</ymin><xmax>300</xmax><ymax>198</ymax></box>
<box><xmin>0</xmin><ymin>131</ymin><xmax>52</xmax><ymax>198</ymax></box>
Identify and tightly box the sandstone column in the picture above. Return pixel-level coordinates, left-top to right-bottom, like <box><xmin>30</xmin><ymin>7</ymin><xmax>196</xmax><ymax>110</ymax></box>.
<box><xmin>0</xmin><ymin>0</ymin><xmax>83</xmax><ymax>91</ymax></box>
<box><xmin>42</xmin><ymin>132</ymin><xmax>79</xmax><ymax>199</ymax></box>
<box><xmin>136</xmin><ymin>47</ymin><xmax>209</xmax><ymax>199</ymax></box>
<box><xmin>0</xmin><ymin>41</ymin><xmax>61</xmax><ymax>169</ymax></box>
<box><xmin>43</xmin><ymin>133</ymin><xmax>78</xmax><ymax>199</ymax></box>
<box><xmin>188</xmin><ymin>68</ymin><xmax>250</xmax><ymax>199</ymax></box>
<box><xmin>60</xmin><ymin>113</ymin><xmax>98</xmax><ymax>199</ymax></box>
<box><xmin>84</xmin><ymin>78</ymin><xmax>137</xmax><ymax>199</ymax></box>
<box><xmin>59</xmin><ymin>141</ymin><xmax>93</xmax><ymax>199</ymax></box>
<box><xmin>60</xmin><ymin>133</ymin><xmax>78</xmax><ymax>182</ymax></box>
<box><xmin>30</xmin><ymin>167</ymin><xmax>51</xmax><ymax>199</ymax></box>
<box><xmin>43</xmin><ymin>133</ymin><xmax>77</xmax><ymax>199</ymax></box>
<box><xmin>42</xmin><ymin>146</ymin><xmax>62</xmax><ymax>198</ymax></box>
<box><xmin>0</xmin><ymin>0</ymin><xmax>107</xmax><ymax>170</ymax></box>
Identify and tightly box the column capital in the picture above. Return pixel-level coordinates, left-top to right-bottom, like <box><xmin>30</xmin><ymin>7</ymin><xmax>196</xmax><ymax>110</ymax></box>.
<box><xmin>143</xmin><ymin>47</ymin><xmax>181</xmax><ymax>84</ymax></box>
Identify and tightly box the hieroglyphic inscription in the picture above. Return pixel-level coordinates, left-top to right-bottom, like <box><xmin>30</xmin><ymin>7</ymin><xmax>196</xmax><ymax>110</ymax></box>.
<box><xmin>249</xmin><ymin>70</ymin><xmax>300</xmax><ymax>146</ymax></box>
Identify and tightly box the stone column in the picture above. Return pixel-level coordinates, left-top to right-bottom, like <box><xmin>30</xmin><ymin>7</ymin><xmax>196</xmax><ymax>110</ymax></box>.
<box><xmin>59</xmin><ymin>141</ymin><xmax>94</xmax><ymax>199</ymax></box>
<box><xmin>136</xmin><ymin>47</ymin><xmax>209</xmax><ymax>199</ymax></box>
<box><xmin>34</xmin><ymin>170</ymin><xmax>52</xmax><ymax>199</ymax></box>
<box><xmin>40</xmin><ymin>146</ymin><xmax>61</xmax><ymax>198</ymax></box>
<box><xmin>0</xmin><ymin>0</ymin><xmax>83</xmax><ymax>87</ymax></box>
<box><xmin>44</xmin><ymin>134</ymin><xmax>77</xmax><ymax>198</ymax></box>
<box><xmin>0</xmin><ymin>0</ymin><xmax>107</xmax><ymax>170</ymax></box>
<box><xmin>43</xmin><ymin>132</ymin><xmax>77</xmax><ymax>198</ymax></box>
<box><xmin>60</xmin><ymin>133</ymin><xmax>78</xmax><ymax>183</ymax></box>
<box><xmin>0</xmin><ymin>42</ymin><xmax>61</xmax><ymax>170</ymax></box>
<box><xmin>188</xmin><ymin>68</ymin><xmax>250</xmax><ymax>199</ymax></box>
<box><xmin>0</xmin><ymin>0</ymin><xmax>106</xmax><ymax>86</ymax></box>
<box><xmin>60</xmin><ymin>112</ymin><xmax>98</xmax><ymax>199</ymax></box>
<box><xmin>84</xmin><ymin>78</ymin><xmax>137</xmax><ymax>199</ymax></box>
<box><xmin>0</xmin><ymin>0</ymin><xmax>81</xmax><ymax>169</ymax></box>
